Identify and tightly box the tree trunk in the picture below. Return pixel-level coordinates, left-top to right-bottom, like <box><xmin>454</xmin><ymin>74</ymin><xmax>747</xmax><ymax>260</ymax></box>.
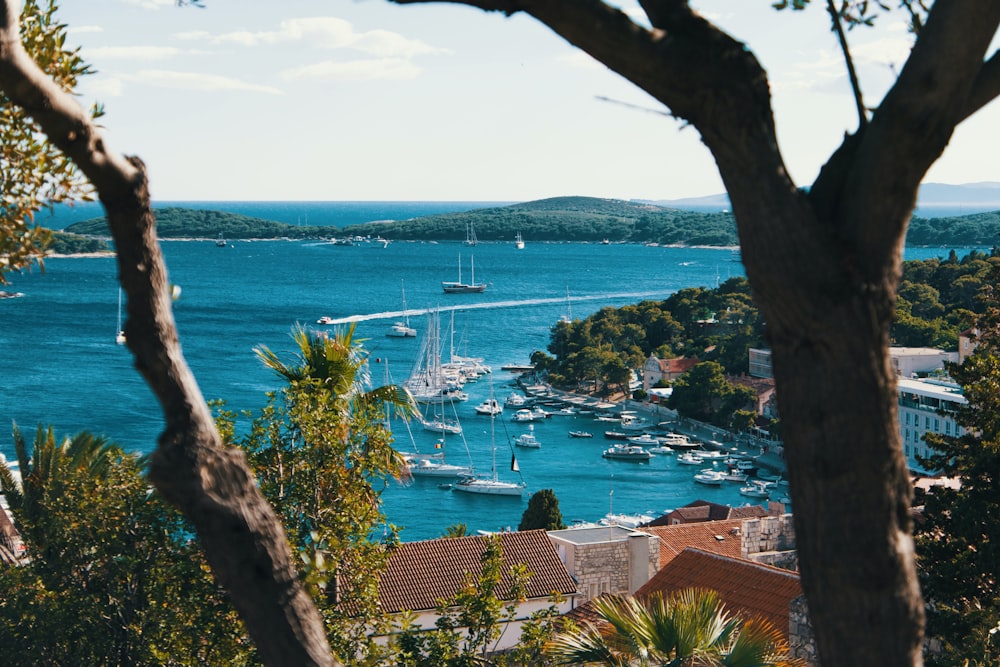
<box><xmin>0</xmin><ymin>3</ymin><xmax>335</xmax><ymax>664</ymax></box>
<box><xmin>389</xmin><ymin>1</ymin><xmax>1000</xmax><ymax>664</ymax></box>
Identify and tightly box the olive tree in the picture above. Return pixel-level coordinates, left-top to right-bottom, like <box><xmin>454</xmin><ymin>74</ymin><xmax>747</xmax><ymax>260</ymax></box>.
<box><xmin>382</xmin><ymin>1</ymin><xmax>999</xmax><ymax>666</ymax></box>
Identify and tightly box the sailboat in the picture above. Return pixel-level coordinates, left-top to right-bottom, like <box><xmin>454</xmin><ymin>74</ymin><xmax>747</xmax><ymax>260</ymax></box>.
<box><xmin>215</xmin><ymin>232</ymin><xmax>227</xmax><ymax>247</ymax></box>
<box><xmin>464</xmin><ymin>222</ymin><xmax>478</xmax><ymax>246</ymax></box>
<box><xmin>441</xmin><ymin>254</ymin><xmax>486</xmax><ymax>294</ymax></box>
<box><xmin>453</xmin><ymin>382</ymin><xmax>526</xmax><ymax>496</ymax></box>
<box><xmin>115</xmin><ymin>288</ymin><xmax>127</xmax><ymax>345</ymax></box>
<box><xmin>386</xmin><ymin>279</ymin><xmax>417</xmax><ymax>337</ymax></box>
<box><xmin>404</xmin><ymin>310</ymin><xmax>468</xmax><ymax>404</ymax></box>
<box><xmin>514</xmin><ymin>231</ymin><xmax>525</xmax><ymax>249</ymax></box>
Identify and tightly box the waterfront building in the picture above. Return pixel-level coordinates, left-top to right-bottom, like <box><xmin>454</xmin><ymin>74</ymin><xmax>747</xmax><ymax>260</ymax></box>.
<box><xmin>641</xmin><ymin>355</ymin><xmax>699</xmax><ymax>393</ymax></box>
<box><xmin>889</xmin><ymin>346</ymin><xmax>958</xmax><ymax>378</ymax></box>
<box><xmin>897</xmin><ymin>376</ymin><xmax>966</xmax><ymax>472</ymax></box>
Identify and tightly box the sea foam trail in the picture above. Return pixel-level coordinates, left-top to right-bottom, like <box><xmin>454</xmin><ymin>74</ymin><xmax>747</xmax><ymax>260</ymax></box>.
<box><xmin>319</xmin><ymin>291</ymin><xmax>671</xmax><ymax>324</ymax></box>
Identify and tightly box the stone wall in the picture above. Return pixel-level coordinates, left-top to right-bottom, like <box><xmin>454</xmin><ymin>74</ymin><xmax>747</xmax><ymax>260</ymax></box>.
<box><xmin>741</xmin><ymin>514</ymin><xmax>797</xmax><ymax>569</ymax></box>
<box><xmin>789</xmin><ymin>595</ymin><xmax>819</xmax><ymax>665</ymax></box>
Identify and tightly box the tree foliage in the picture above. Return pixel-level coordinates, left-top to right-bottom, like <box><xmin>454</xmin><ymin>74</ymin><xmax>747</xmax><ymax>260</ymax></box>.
<box><xmin>915</xmin><ymin>264</ymin><xmax>1000</xmax><ymax>666</ymax></box>
<box><xmin>519</xmin><ymin>488</ymin><xmax>565</xmax><ymax>531</ymax></box>
<box><xmin>227</xmin><ymin>324</ymin><xmax>413</xmax><ymax>662</ymax></box>
<box><xmin>0</xmin><ymin>0</ymin><xmax>101</xmax><ymax>283</ymax></box>
<box><xmin>0</xmin><ymin>425</ymin><xmax>248</xmax><ymax>665</ymax></box>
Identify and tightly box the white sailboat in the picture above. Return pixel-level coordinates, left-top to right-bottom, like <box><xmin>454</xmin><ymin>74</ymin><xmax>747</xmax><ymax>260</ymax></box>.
<box><xmin>464</xmin><ymin>222</ymin><xmax>478</xmax><ymax>246</ymax></box>
<box><xmin>386</xmin><ymin>279</ymin><xmax>417</xmax><ymax>338</ymax></box>
<box><xmin>405</xmin><ymin>310</ymin><xmax>468</xmax><ymax>404</ymax></box>
<box><xmin>115</xmin><ymin>288</ymin><xmax>126</xmax><ymax>345</ymax></box>
<box><xmin>453</xmin><ymin>383</ymin><xmax>525</xmax><ymax>496</ymax></box>
<box><xmin>514</xmin><ymin>231</ymin><xmax>525</xmax><ymax>249</ymax></box>
<box><xmin>441</xmin><ymin>254</ymin><xmax>486</xmax><ymax>293</ymax></box>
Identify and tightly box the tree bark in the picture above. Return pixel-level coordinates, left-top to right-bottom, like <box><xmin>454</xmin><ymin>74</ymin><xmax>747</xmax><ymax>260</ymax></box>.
<box><xmin>0</xmin><ymin>3</ymin><xmax>335</xmax><ymax>665</ymax></box>
<box><xmin>389</xmin><ymin>0</ymin><xmax>1000</xmax><ymax>664</ymax></box>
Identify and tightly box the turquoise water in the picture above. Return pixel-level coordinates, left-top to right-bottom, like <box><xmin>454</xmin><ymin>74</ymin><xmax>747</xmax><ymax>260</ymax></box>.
<box><xmin>0</xmin><ymin>204</ymin><xmax>975</xmax><ymax>540</ymax></box>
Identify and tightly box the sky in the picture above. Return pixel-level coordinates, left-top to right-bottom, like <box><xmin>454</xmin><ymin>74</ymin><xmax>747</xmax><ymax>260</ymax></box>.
<box><xmin>54</xmin><ymin>1</ymin><xmax>1000</xmax><ymax>202</ymax></box>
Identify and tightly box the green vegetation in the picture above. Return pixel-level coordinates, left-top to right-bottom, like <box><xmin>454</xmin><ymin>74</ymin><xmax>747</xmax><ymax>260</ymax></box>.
<box><xmin>545</xmin><ymin>588</ymin><xmax>799</xmax><ymax>666</ymax></box>
<box><xmin>65</xmin><ymin>207</ymin><xmax>333</xmax><ymax>240</ymax></box>
<box><xmin>519</xmin><ymin>489</ymin><xmax>566</xmax><ymax>531</ymax></box>
<box><xmin>0</xmin><ymin>426</ymin><xmax>248</xmax><ymax>664</ymax></box>
<box><xmin>666</xmin><ymin>361</ymin><xmax>757</xmax><ymax>429</ymax></box>
<box><xmin>915</xmin><ymin>263</ymin><xmax>1000</xmax><ymax>667</ymax></box>
<box><xmin>58</xmin><ymin>198</ymin><xmax>1000</xmax><ymax>248</ymax></box>
<box><xmin>48</xmin><ymin>230</ymin><xmax>109</xmax><ymax>254</ymax></box>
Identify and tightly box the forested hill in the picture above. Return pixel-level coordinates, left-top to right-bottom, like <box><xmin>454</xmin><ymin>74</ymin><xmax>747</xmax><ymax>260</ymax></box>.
<box><xmin>61</xmin><ymin>197</ymin><xmax>1000</xmax><ymax>247</ymax></box>
<box><xmin>341</xmin><ymin>196</ymin><xmax>739</xmax><ymax>245</ymax></box>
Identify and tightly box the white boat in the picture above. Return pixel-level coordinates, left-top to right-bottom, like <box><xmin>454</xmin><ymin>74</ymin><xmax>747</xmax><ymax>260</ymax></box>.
<box><xmin>420</xmin><ymin>415</ymin><xmax>462</xmax><ymax>435</ymax></box>
<box><xmin>474</xmin><ymin>397</ymin><xmax>503</xmax><ymax>416</ymax></box>
<box><xmin>676</xmin><ymin>452</ymin><xmax>704</xmax><ymax>466</ymax></box>
<box><xmin>406</xmin><ymin>453</ymin><xmax>474</xmax><ymax>478</ymax></box>
<box><xmin>514</xmin><ymin>231</ymin><xmax>525</xmax><ymax>249</ymax></box>
<box><xmin>619</xmin><ymin>413</ymin><xmax>655</xmax><ymax>432</ymax></box>
<box><xmin>442</xmin><ymin>254</ymin><xmax>486</xmax><ymax>293</ymax></box>
<box><xmin>647</xmin><ymin>445</ymin><xmax>674</xmax><ymax>454</ymax></box>
<box><xmin>553</xmin><ymin>406</ymin><xmax>577</xmax><ymax>416</ymax></box>
<box><xmin>512</xmin><ymin>409</ymin><xmax>535</xmax><ymax>423</ymax></box>
<box><xmin>599</xmin><ymin>512</ymin><xmax>654</xmax><ymax>529</ymax></box>
<box><xmin>215</xmin><ymin>232</ymin><xmax>227</xmax><ymax>247</ymax></box>
<box><xmin>696</xmin><ymin>449</ymin><xmax>729</xmax><ymax>461</ymax></box>
<box><xmin>568</xmin><ymin>430</ymin><xmax>594</xmax><ymax>439</ymax></box>
<box><xmin>404</xmin><ymin>311</ymin><xmax>469</xmax><ymax>404</ymax></box>
<box><xmin>602</xmin><ymin>444</ymin><xmax>653</xmax><ymax>461</ymax></box>
<box><xmin>317</xmin><ymin>315</ymin><xmax>336</xmax><ymax>325</ymax></box>
<box><xmin>729</xmin><ymin>458</ymin><xmax>758</xmax><ymax>474</ymax></box>
<box><xmin>514</xmin><ymin>424</ymin><xmax>541</xmax><ymax>449</ymax></box>
<box><xmin>656</xmin><ymin>432</ymin><xmax>694</xmax><ymax>449</ymax></box>
<box><xmin>722</xmin><ymin>468</ymin><xmax>748</xmax><ymax>482</ymax></box>
<box><xmin>693</xmin><ymin>469</ymin><xmax>726</xmax><ymax>485</ymax></box>
<box><xmin>452</xmin><ymin>409</ymin><xmax>525</xmax><ymax>497</ymax></box>
<box><xmin>115</xmin><ymin>288</ymin><xmax>127</xmax><ymax>345</ymax></box>
<box><xmin>386</xmin><ymin>280</ymin><xmax>417</xmax><ymax>338</ymax></box>
<box><xmin>464</xmin><ymin>222</ymin><xmax>478</xmax><ymax>246</ymax></box>
<box><xmin>626</xmin><ymin>433</ymin><xmax>660</xmax><ymax>447</ymax></box>
<box><xmin>739</xmin><ymin>480</ymin><xmax>772</xmax><ymax>498</ymax></box>
<box><xmin>505</xmin><ymin>393</ymin><xmax>530</xmax><ymax>408</ymax></box>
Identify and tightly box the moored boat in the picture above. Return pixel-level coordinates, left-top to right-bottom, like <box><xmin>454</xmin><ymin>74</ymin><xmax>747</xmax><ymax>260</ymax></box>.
<box><xmin>693</xmin><ymin>469</ymin><xmax>726</xmax><ymax>485</ymax></box>
<box><xmin>513</xmin><ymin>424</ymin><xmax>541</xmax><ymax>449</ymax></box>
<box><xmin>568</xmin><ymin>430</ymin><xmax>594</xmax><ymax>438</ymax></box>
<box><xmin>602</xmin><ymin>444</ymin><xmax>653</xmax><ymax>461</ymax></box>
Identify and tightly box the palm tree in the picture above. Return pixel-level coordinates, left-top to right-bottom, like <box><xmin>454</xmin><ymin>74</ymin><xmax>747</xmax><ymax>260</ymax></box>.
<box><xmin>2</xmin><ymin>424</ymin><xmax>125</xmax><ymax>556</ymax></box>
<box><xmin>546</xmin><ymin>587</ymin><xmax>803</xmax><ymax>666</ymax></box>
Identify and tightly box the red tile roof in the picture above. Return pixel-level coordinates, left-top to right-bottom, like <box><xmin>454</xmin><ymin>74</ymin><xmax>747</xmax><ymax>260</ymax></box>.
<box><xmin>378</xmin><ymin>530</ymin><xmax>578</xmax><ymax>613</ymax></box>
<box><xmin>641</xmin><ymin>519</ymin><xmax>745</xmax><ymax>568</ymax></box>
<box><xmin>636</xmin><ymin>548</ymin><xmax>802</xmax><ymax>638</ymax></box>
<box><xmin>645</xmin><ymin>500</ymin><xmax>768</xmax><ymax>526</ymax></box>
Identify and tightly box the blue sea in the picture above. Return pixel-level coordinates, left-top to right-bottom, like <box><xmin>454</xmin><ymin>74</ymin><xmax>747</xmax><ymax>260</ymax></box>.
<box><xmin>0</xmin><ymin>202</ymin><xmax>978</xmax><ymax>541</ymax></box>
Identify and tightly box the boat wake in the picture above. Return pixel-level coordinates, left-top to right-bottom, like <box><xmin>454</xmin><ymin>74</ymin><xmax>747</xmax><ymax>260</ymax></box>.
<box><xmin>318</xmin><ymin>291</ymin><xmax>671</xmax><ymax>325</ymax></box>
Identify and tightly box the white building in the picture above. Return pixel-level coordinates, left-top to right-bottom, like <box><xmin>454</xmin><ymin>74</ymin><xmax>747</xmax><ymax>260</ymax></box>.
<box><xmin>889</xmin><ymin>346</ymin><xmax>958</xmax><ymax>378</ymax></box>
<box><xmin>897</xmin><ymin>376</ymin><xmax>966</xmax><ymax>472</ymax></box>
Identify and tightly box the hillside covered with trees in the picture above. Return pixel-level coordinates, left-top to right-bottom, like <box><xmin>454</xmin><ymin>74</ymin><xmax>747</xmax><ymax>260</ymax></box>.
<box><xmin>60</xmin><ymin>198</ymin><xmax>1000</xmax><ymax>247</ymax></box>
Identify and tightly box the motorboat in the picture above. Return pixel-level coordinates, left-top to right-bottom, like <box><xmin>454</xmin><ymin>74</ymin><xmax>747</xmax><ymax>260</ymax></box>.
<box><xmin>626</xmin><ymin>433</ymin><xmax>660</xmax><ymax>447</ymax></box>
<box><xmin>317</xmin><ymin>315</ymin><xmax>336</xmax><ymax>325</ymax></box>
<box><xmin>474</xmin><ymin>397</ymin><xmax>503</xmax><ymax>416</ymax></box>
<box><xmin>658</xmin><ymin>432</ymin><xmax>700</xmax><ymax>450</ymax></box>
<box><xmin>722</xmin><ymin>468</ymin><xmax>748</xmax><ymax>482</ymax></box>
<box><xmin>739</xmin><ymin>480</ymin><xmax>772</xmax><ymax>498</ymax></box>
<box><xmin>599</xmin><ymin>512</ymin><xmax>655</xmax><ymax>529</ymax></box>
<box><xmin>693</xmin><ymin>469</ymin><xmax>726</xmax><ymax>485</ymax></box>
<box><xmin>619</xmin><ymin>413</ymin><xmax>655</xmax><ymax>432</ymax></box>
<box><xmin>505</xmin><ymin>393</ymin><xmax>531</xmax><ymax>408</ymax></box>
<box><xmin>696</xmin><ymin>449</ymin><xmax>729</xmax><ymax>461</ymax></box>
<box><xmin>406</xmin><ymin>456</ymin><xmax>474</xmax><ymax>478</ymax></box>
<box><xmin>513</xmin><ymin>424</ymin><xmax>541</xmax><ymax>449</ymax></box>
<box><xmin>568</xmin><ymin>430</ymin><xmax>594</xmax><ymax>438</ymax></box>
<box><xmin>512</xmin><ymin>409</ymin><xmax>536</xmax><ymax>423</ymax></box>
<box><xmin>647</xmin><ymin>445</ymin><xmax>674</xmax><ymax>454</ymax></box>
<box><xmin>603</xmin><ymin>430</ymin><xmax>628</xmax><ymax>440</ymax></box>
<box><xmin>602</xmin><ymin>444</ymin><xmax>653</xmax><ymax>461</ymax></box>
<box><xmin>676</xmin><ymin>452</ymin><xmax>704</xmax><ymax>465</ymax></box>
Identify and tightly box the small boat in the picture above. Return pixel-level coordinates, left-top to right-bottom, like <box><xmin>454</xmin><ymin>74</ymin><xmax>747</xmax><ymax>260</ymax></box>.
<box><xmin>215</xmin><ymin>232</ymin><xmax>227</xmax><ymax>247</ymax></box>
<box><xmin>474</xmin><ymin>397</ymin><xmax>503</xmax><ymax>416</ymax></box>
<box><xmin>676</xmin><ymin>452</ymin><xmax>704</xmax><ymax>466</ymax></box>
<box><xmin>115</xmin><ymin>287</ymin><xmax>127</xmax><ymax>345</ymax></box>
<box><xmin>602</xmin><ymin>444</ymin><xmax>652</xmax><ymax>461</ymax></box>
<box><xmin>647</xmin><ymin>445</ymin><xmax>674</xmax><ymax>454</ymax></box>
<box><xmin>568</xmin><ymin>430</ymin><xmax>594</xmax><ymax>439</ymax></box>
<box><xmin>317</xmin><ymin>316</ymin><xmax>336</xmax><ymax>325</ymax></box>
<box><xmin>464</xmin><ymin>222</ymin><xmax>478</xmax><ymax>246</ymax></box>
<box><xmin>406</xmin><ymin>455</ymin><xmax>474</xmax><ymax>478</ymax></box>
<box><xmin>599</xmin><ymin>512</ymin><xmax>655</xmax><ymax>529</ymax></box>
<box><xmin>739</xmin><ymin>480</ymin><xmax>772</xmax><ymax>499</ymax></box>
<box><xmin>619</xmin><ymin>413</ymin><xmax>655</xmax><ymax>432</ymax></box>
<box><xmin>505</xmin><ymin>393</ymin><xmax>531</xmax><ymax>408</ymax></box>
<box><xmin>512</xmin><ymin>409</ymin><xmax>536</xmax><ymax>423</ymax></box>
<box><xmin>442</xmin><ymin>254</ymin><xmax>487</xmax><ymax>293</ymax></box>
<box><xmin>386</xmin><ymin>280</ymin><xmax>417</xmax><ymax>338</ymax></box>
<box><xmin>626</xmin><ymin>433</ymin><xmax>660</xmax><ymax>447</ymax></box>
<box><xmin>514</xmin><ymin>231</ymin><xmax>525</xmax><ymax>249</ymax></box>
<box><xmin>658</xmin><ymin>433</ymin><xmax>700</xmax><ymax>450</ymax></box>
<box><xmin>729</xmin><ymin>459</ymin><xmax>758</xmax><ymax>474</ymax></box>
<box><xmin>513</xmin><ymin>424</ymin><xmax>541</xmax><ymax>449</ymax></box>
<box><xmin>693</xmin><ymin>469</ymin><xmax>726</xmax><ymax>485</ymax></box>
<box><xmin>553</xmin><ymin>407</ymin><xmax>577</xmax><ymax>416</ymax></box>
<box><xmin>604</xmin><ymin>430</ymin><xmax>628</xmax><ymax>441</ymax></box>
<box><xmin>420</xmin><ymin>416</ymin><xmax>462</xmax><ymax>436</ymax></box>
<box><xmin>452</xmin><ymin>411</ymin><xmax>525</xmax><ymax>497</ymax></box>
<box><xmin>722</xmin><ymin>468</ymin><xmax>748</xmax><ymax>482</ymax></box>
<box><xmin>696</xmin><ymin>449</ymin><xmax>729</xmax><ymax>461</ymax></box>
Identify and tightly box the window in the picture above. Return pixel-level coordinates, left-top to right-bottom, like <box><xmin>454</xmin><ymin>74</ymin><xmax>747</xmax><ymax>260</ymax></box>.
<box><xmin>946</xmin><ymin>422</ymin><xmax>951</xmax><ymax>435</ymax></box>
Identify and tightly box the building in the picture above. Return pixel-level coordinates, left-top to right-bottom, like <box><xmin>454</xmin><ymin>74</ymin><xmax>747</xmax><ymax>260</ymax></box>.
<box><xmin>958</xmin><ymin>328</ymin><xmax>979</xmax><ymax>364</ymax></box>
<box><xmin>646</xmin><ymin>499</ymin><xmax>771</xmax><ymax>526</ymax></box>
<box><xmin>376</xmin><ymin>530</ymin><xmax>578</xmax><ymax>651</ymax></box>
<box><xmin>546</xmin><ymin>525</ymin><xmax>659</xmax><ymax>603</ymax></box>
<box><xmin>897</xmin><ymin>376</ymin><xmax>966</xmax><ymax>472</ymax></box>
<box><xmin>748</xmin><ymin>347</ymin><xmax>773</xmax><ymax>379</ymax></box>
<box><xmin>889</xmin><ymin>346</ymin><xmax>958</xmax><ymax>378</ymax></box>
<box><xmin>641</xmin><ymin>355</ymin><xmax>699</xmax><ymax>392</ymax></box>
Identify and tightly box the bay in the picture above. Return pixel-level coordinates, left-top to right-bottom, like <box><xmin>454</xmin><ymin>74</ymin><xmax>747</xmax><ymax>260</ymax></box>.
<box><xmin>0</xmin><ymin>205</ymin><xmax>977</xmax><ymax>541</ymax></box>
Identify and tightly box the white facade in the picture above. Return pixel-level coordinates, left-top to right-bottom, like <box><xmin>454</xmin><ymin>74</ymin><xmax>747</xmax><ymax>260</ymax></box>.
<box><xmin>748</xmin><ymin>348</ymin><xmax>773</xmax><ymax>379</ymax></box>
<box><xmin>897</xmin><ymin>377</ymin><xmax>966</xmax><ymax>472</ymax></box>
<box><xmin>889</xmin><ymin>346</ymin><xmax>958</xmax><ymax>378</ymax></box>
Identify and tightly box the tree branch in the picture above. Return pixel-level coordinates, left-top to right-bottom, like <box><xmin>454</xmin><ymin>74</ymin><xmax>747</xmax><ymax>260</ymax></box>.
<box><xmin>0</xmin><ymin>2</ymin><xmax>334</xmax><ymax>664</ymax></box>
<box><xmin>826</xmin><ymin>0</ymin><xmax>868</xmax><ymax>129</ymax></box>
<box><xmin>961</xmin><ymin>48</ymin><xmax>1000</xmax><ymax>122</ymax></box>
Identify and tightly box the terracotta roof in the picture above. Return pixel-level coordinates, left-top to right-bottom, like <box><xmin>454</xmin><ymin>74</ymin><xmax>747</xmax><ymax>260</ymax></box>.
<box><xmin>636</xmin><ymin>548</ymin><xmax>802</xmax><ymax>638</ymax></box>
<box><xmin>641</xmin><ymin>519</ymin><xmax>744</xmax><ymax>568</ymax></box>
<box><xmin>378</xmin><ymin>530</ymin><xmax>578</xmax><ymax>613</ymax></box>
<box><xmin>661</xmin><ymin>357</ymin><xmax>699</xmax><ymax>374</ymax></box>
<box><xmin>645</xmin><ymin>500</ymin><xmax>768</xmax><ymax>526</ymax></box>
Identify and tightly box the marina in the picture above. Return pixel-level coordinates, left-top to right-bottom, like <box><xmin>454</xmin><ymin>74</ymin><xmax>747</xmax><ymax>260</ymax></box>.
<box><xmin>0</xmin><ymin>223</ymin><xmax>965</xmax><ymax>541</ymax></box>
